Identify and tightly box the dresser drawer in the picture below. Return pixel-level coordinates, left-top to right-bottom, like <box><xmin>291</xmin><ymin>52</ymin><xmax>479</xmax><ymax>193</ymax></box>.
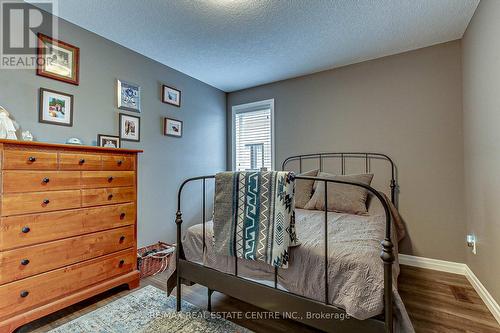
<box><xmin>1</xmin><ymin>190</ymin><xmax>81</xmax><ymax>216</ymax></box>
<box><xmin>81</xmin><ymin>171</ymin><xmax>135</xmax><ymax>188</ymax></box>
<box><xmin>0</xmin><ymin>226</ymin><xmax>134</xmax><ymax>284</ymax></box>
<box><xmin>2</xmin><ymin>171</ymin><xmax>81</xmax><ymax>193</ymax></box>
<box><xmin>81</xmin><ymin>187</ymin><xmax>135</xmax><ymax>207</ymax></box>
<box><xmin>3</xmin><ymin>150</ymin><xmax>58</xmax><ymax>170</ymax></box>
<box><xmin>59</xmin><ymin>153</ymin><xmax>102</xmax><ymax>170</ymax></box>
<box><xmin>0</xmin><ymin>203</ymin><xmax>136</xmax><ymax>251</ymax></box>
<box><xmin>0</xmin><ymin>250</ymin><xmax>135</xmax><ymax>319</ymax></box>
<box><xmin>84</xmin><ymin>203</ymin><xmax>135</xmax><ymax>229</ymax></box>
<box><xmin>102</xmin><ymin>155</ymin><xmax>134</xmax><ymax>170</ymax></box>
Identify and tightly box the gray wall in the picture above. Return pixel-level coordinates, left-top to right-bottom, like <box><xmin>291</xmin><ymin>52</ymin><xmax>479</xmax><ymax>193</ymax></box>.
<box><xmin>462</xmin><ymin>0</ymin><xmax>500</xmax><ymax>303</ymax></box>
<box><xmin>0</xmin><ymin>9</ymin><xmax>226</xmax><ymax>247</ymax></box>
<box><xmin>228</xmin><ymin>41</ymin><xmax>465</xmax><ymax>262</ymax></box>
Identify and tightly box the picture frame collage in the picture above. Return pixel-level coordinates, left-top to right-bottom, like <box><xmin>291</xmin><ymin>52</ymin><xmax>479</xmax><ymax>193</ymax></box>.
<box><xmin>35</xmin><ymin>33</ymin><xmax>184</xmax><ymax>148</ymax></box>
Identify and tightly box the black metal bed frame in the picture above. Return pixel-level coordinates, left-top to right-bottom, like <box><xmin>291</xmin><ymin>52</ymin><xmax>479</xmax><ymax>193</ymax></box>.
<box><xmin>174</xmin><ymin>152</ymin><xmax>397</xmax><ymax>333</ymax></box>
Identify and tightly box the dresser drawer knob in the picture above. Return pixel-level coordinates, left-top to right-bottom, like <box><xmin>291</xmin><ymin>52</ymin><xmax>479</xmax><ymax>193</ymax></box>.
<box><xmin>27</xmin><ymin>156</ymin><xmax>36</xmax><ymax>162</ymax></box>
<box><xmin>120</xmin><ymin>212</ymin><xmax>126</xmax><ymax>219</ymax></box>
<box><xmin>119</xmin><ymin>259</ymin><xmax>125</xmax><ymax>267</ymax></box>
<box><xmin>20</xmin><ymin>290</ymin><xmax>29</xmax><ymax>298</ymax></box>
<box><xmin>117</xmin><ymin>160</ymin><xmax>123</xmax><ymax>166</ymax></box>
<box><xmin>108</xmin><ymin>194</ymin><xmax>114</xmax><ymax>200</ymax></box>
<box><xmin>108</xmin><ymin>176</ymin><xmax>114</xmax><ymax>182</ymax></box>
<box><xmin>79</xmin><ymin>159</ymin><xmax>86</xmax><ymax>165</ymax></box>
<box><xmin>119</xmin><ymin>235</ymin><xmax>125</xmax><ymax>242</ymax></box>
<box><xmin>22</xmin><ymin>226</ymin><xmax>30</xmax><ymax>233</ymax></box>
<box><xmin>20</xmin><ymin>259</ymin><xmax>30</xmax><ymax>266</ymax></box>
<box><xmin>42</xmin><ymin>177</ymin><xmax>50</xmax><ymax>184</ymax></box>
<box><xmin>43</xmin><ymin>199</ymin><xmax>50</xmax><ymax>205</ymax></box>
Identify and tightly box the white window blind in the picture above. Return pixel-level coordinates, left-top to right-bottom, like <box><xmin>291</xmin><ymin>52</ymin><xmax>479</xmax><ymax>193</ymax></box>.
<box><xmin>233</xmin><ymin>101</ymin><xmax>273</xmax><ymax>171</ymax></box>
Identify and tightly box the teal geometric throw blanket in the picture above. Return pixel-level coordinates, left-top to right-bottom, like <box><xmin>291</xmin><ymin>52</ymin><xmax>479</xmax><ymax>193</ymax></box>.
<box><xmin>213</xmin><ymin>171</ymin><xmax>298</xmax><ymax>268</ymax></box>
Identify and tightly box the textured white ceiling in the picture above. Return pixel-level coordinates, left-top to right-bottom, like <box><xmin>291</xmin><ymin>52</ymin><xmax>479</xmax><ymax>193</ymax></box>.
<box><xmin>38</xmin><ymin>0</ymin><xmax>479</xmax><ymax>92</ymax></box>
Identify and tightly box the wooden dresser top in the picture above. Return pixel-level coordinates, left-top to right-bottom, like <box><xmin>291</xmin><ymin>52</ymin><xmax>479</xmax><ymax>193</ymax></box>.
<box><xmin>0</xmin><ymin>139</ymin><xmax>143</xmax><ymax>154</ymax></box>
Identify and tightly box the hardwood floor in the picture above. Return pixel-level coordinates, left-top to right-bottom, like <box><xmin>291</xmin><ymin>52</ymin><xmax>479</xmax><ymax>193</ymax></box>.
<box><xmin>17</xmin><ymin>265</ymin><xmax>500</xmax><ymax>333</ymax></box>
<box><xmin>398</xmin><ymin>266</ymin><xmax>500</xmax><ymax>333</ymax></box>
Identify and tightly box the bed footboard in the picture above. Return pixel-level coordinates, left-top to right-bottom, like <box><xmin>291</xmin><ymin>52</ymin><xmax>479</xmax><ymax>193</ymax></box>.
<box><xmin>177</xmin><ymin>259</ymin><xmax>385</xmax><ymax>333</ymax></box>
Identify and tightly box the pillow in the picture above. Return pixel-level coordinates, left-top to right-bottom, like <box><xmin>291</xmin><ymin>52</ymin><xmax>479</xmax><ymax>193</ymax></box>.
<box><xmin>295</xmin><ymin>169</ymin><xmax>319</xmax><ymax>208</ymax></box>
<box><xmin>303</xmin><ymin>172</ymin><xmax>374</xmax><ymax>215</ymax></box>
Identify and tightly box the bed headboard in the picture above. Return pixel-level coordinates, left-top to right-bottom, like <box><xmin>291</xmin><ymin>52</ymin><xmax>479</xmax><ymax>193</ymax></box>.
<box><xmin>281</xmin><ymin>152</ymin><xmax>398</xmax><ymax>205</ymax></box>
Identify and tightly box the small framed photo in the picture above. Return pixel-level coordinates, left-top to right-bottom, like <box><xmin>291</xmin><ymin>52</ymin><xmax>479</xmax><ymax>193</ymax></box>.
<box><xmin>164</xmin><ymin>117</ymin><xmax>183</xmax><ymax>137</ymax></box>
<box><xmin>98</xmin><ymin>134</ymin><xmax>120</xmax><ymax>148</ymax></box>
<box><xmin>37</xmin><ymin>33</ymin><xmax>80</xmax><ymax>85</ymax></box>
<box><xmin>162</xmin><ymin>85</ymin><xmax>181</xmax><ymax>107</ymax></box>
<box><xmin>119</xmin><ymin>113</ymin><xmax>140</xmax><ymax>142</ymax></box>
<box><xmin>39</xmin><ymin>88</ymin><xmax>74</xmax><ymax>127</ymax></box>
<box><xmin>118</xmin><ymin>79</ymin><xmax>141</xmax><ymax>112</ymax></box>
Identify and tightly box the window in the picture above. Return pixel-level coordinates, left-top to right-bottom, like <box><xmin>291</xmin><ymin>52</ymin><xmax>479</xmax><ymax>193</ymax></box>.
<box><xmin>232</xmin><ymin>99</ymin><xmax>274</xmax><ymax>171</ymax></box>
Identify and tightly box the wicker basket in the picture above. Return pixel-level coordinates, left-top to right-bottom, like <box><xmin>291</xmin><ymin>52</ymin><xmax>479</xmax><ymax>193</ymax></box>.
<box><xmin>137</xmin><ymin>242</ymin><xmax>174</xmax><ymax>278</ymax></box>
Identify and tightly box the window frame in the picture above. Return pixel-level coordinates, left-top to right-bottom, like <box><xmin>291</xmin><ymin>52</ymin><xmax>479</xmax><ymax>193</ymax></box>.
<box><xmin>231</xmin><ymin>99</ymin><xmax>275</xmax><ymax>171</ymax></box>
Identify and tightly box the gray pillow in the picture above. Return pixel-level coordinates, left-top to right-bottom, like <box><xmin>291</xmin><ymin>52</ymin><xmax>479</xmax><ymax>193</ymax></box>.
<box><xmin>303</xmin><ymin>172</ymin><xmax>374</xmax><ymax>215</ymax></box>
<box><xmin>295</xmin><ymin>169</ymin><xmax>319</xmax><ymax>208</ymax></box>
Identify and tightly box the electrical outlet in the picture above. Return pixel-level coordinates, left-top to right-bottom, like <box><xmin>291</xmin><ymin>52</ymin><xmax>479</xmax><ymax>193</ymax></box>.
<box><xmin>466</xmin><ymin>234</ymin><xmax>477</xmax><ymax>254</ymax></box>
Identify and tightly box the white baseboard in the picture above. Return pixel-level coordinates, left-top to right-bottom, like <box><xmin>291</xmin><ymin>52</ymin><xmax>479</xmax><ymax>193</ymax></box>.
<box><xmin>464</xmin><ymin>265</ymin><xmax>500</xmax><ymax>325</ymax></box>
<box><xmin>399</xmin><ymin>254</ymin><xmax>500</xmax><ymax>325</ymax></box>
<box><xmin>398</xmin><ymin>254</ymin><xmax>467</xmax><ymax>275</ymax></box>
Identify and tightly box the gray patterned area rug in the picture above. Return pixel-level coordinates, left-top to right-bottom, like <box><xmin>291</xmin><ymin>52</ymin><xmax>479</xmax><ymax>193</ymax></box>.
<box><xmin>48</xmin><ymin>285</ymin><xmax>252</xmax><ymax>333</ymax></box>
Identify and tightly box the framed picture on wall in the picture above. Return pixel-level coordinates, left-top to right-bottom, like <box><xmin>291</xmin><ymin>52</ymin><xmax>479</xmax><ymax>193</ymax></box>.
<box><xmin>38</xmin><ymin>88</ymin><xmax>74</xmax><ymax>126</ymax></box>
<box><xmin>162</xmin><ymin>85</ymin><xmax>181</xmax><ymax>107</ymax></box>
<box><xmin>117</xmin><ymin>79</ymin><xmax>141</xmax><ymax>112</ymax></box>
<box><xmin>119</xmin><ymin>113</ymin><xmax>140</xmax><ymax>142</ymax></box>
<box><xmin>98</xmin><ymin>134</ymin><xmax>121</xmax><ymax>148</ymax></box>
<box><xmin>37</xmin><ymin>33</ymin><xmax>80</xmax><ymax>85</ymax></box>
<box><xmin>164</xmin><ymin>117</ymin><xmax>183</xmax><ymax>137</ymax></box>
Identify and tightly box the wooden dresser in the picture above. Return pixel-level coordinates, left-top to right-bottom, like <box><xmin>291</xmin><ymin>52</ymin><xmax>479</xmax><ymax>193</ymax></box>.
<box><xmin>0</xmin><ymin>140</ymin><xmax>142</xmax><ymax>333</ymax></box>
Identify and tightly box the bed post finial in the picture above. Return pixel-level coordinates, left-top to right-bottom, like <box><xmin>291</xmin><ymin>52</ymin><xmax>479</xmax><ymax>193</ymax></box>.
<box><xmin>175</xmin><ymin>210</ymin><xmax>183</xmax><ymax>251</ymax></box>
<box><xmin>390</xmin><ymin>179</ymin><xmax>397</xmax><ymax>205</ymax></box>
<box><xmin>381</xmin><ymin>239</ymin><xmax>394</xmax><ymax>263</ymax></box>
<box><xmin>381</xmin><ymin>238</ymin><xmax>395</xmax><ymax>333</ymax></box>
<box><xmin>175</xmin><ymin>210</ymin><xmax>183</xmax><ymax>312</ymax></box>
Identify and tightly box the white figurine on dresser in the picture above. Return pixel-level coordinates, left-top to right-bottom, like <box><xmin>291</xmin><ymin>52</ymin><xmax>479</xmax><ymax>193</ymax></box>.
<box><xmin>0</xmin><ymin>106</ymin><xmax>18</xmax><ymax>140</ymax></box>
<box><xmin>21</xmin><ymin>131</ymin><xmax>33</xmax><ymax>141</ymax></box>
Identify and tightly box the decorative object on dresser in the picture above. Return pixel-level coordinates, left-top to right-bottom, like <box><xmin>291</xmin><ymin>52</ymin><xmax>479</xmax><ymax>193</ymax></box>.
<box><xmin>21</xmin><ymin>131</ymin><xmax>33</xmax><ymax>141</ymax></box>
<box><xmin>117</xmin><ymin>79</ymin><xmax>141</xmax><ymax>112</ymax></box>
<box><xmin>163</xmin><ymin>117</ymin><xmax>182</xmax><ymax>137</ymax></box>
<box><xmin>0</xmin><ymin>106</ymin><xmax>18</xmax><ymax>140</ymax></box>
<box><xmin>36</xmin><ymin>33</ymin><xmax>80</xmax><ymax>86</ymax></box>
<box><xmin>98</xmin><ymin>134</ymin><xmax>120</xmax><ymax>148</ymax></box>
<box><xmin>119</xmin><ymin>113</ymin><xmax>140</xmax><ymax>142</ymax></box>
<box><xmin>66</xmin><ymin>137</ymin><xmax>83</xmax><ymax>145</ymax></box>
<box><xmin>0</xmin><ymin>139</ymin><xmax>142</xmax><ymax>333</ymax></box>
<box><xmin>161</xmin><ymin>85</ymin><xmax>181</xmax><ymax>107</ymax></box>
<box><xmin>39</xmin><ymin>88</ymin><xmax>74</xmax><ymax>127</ymax></box>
